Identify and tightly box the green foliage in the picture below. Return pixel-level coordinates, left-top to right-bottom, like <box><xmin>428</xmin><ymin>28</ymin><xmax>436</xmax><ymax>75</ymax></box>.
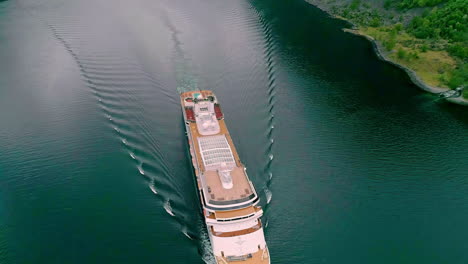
<box><xmin>350</xmin><ymin>0</ymin><xmax>361</xmax><ymax>10</ymax></box>
<box><xmin>409</xmin><ymin>51</ymin><xmax>420</xmax><ymax>59</ymax></box>
<box><xmin>384</xmin><ymin>0</ymin><xmax>393</xmax><ymax>9</ymax></box>
<box><xmin>382</xmin><ymin>0</ymin><xmax>446</xmax><ymax>9</ymax></box>
<box><xmin>342</xmin><ymin>8</ymin><xmax>350</xmax><ymax>17</ymax></box>
<box><xmin>384</xmin><ymin>39</ymin><xmax>396</xmax><ymax>51</ymax></box>
<box><xmin>394</xmin><ymin>23</ymin><xmax>403</xmax><ymax>32</ymax></box>
<box><xmin>420</xmin><ymin>44</ymin><xmax>429</xmax><ymax>52</ymax></box>
<box><xmin>407</xmin><ymin>0</ymin><xmax>468</xmax><ymax>42</ymax></box>
<box><xmin>408</xmin><ymin>17</ymin><xmax>433</xmax><ymax>39</ymax></box>
<box><xmin>397</xmin><ymin>0</ymin><xmax>447</xmax><ymax>9</ymax></box>
<box><xmin>396</xmin><ymin>48</ymin><xmax>420</xmax><ymax>61</ymax></box>
<box><xmin>421</xmin><ymin>9</ymin><xmax>431</xmax><ymax>17</ymax></box>
<box><xmin>447</xmin><ymin>64</ymin><xmax>468</xmax><ymax>88</ymax></box>
<box><xmin>369</xmin><ymin>17</ymin><xmax>382</xmax><ymax>27</ymax></box>
<box><xmin>397</xmin><ymin>48</ymin><xmax>407</xmax><ymax>59</ymax></box>
<box><xmin>447</xmin><ymin>43</ymin><xmax>468</xmax><ymax>60</ymax></box>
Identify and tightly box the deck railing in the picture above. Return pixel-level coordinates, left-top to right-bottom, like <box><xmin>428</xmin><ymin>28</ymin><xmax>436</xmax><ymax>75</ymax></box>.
<box><xmin>226</xmin><ymin>253</ymin><xmax>253</xmax><ymax>261</ymax></box>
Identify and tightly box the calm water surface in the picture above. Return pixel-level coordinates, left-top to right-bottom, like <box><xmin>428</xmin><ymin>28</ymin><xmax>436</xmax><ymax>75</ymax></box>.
<box><xmin>1</xmin><ymin>0</ymin><xmax>467</xmax><ymax>263</ymax></box>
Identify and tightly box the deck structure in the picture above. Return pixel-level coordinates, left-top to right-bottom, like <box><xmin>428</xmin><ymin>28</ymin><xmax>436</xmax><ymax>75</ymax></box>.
<box><xmin>181</xmin><ymin>90</ymin><xmax>270</xmax><ymax>264</ymax></box>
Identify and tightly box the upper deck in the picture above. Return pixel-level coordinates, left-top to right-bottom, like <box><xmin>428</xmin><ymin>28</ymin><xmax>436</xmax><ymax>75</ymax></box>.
<box><xmin>181</xmin><ymin>90</ymin><xmax>258</xmax><ymax>211</ymax></box>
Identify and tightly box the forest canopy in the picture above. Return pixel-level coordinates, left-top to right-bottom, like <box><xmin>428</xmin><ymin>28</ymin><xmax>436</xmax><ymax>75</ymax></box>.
<box><xmin>390</xmin><ymin>0</ymin><xmax>448</xmax><ymax>9</ymax></box>
<box><xmin>406</xmin><ymin>0</ymin><xmax>467</xmax><ymax>42</ymax></box>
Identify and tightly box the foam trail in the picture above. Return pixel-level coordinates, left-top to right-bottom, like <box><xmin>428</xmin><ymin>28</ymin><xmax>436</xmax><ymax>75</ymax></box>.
<box><xmin>137</xmin><ymin>162</ymin><xmax>145</xmax><ymax>175</ymax></box>
<box><xmin>268</xmin><ymin>154</ymin><xmax>274</xmax><ymax>160</ymax></box>
<box><xmin>182</xmin><ymin>226</ymin><xmax>193</xmax><ymax>240</ymax></box>
<box><xmin>268</xmin><ymin>126</ymin><xmax>274</xmax><ymax>137</ymax></box>
<box><xmin>269</xmin><ymin>172</ymin><xmax>273</xmax><ymax>180</ymax></box>
<box><xmin>33</xmin><ymin>4</ymin><xmax>191</xmax><ymax>232</ymax></box>
<box><xmin>265</xmin><ymin>188</ymin><xmax>272</xmax><ymax>204</ymax></box>
<box><xmin>149</xmin><ymin>183</ymin><xmax>158</xmax><ymax>195</ymax></box>
<box><xmin>199</xmin><ymin>226</ymin><xmax>216</xmax><ymax>264</ymax></box>
<box><xmin>164</xmin><ymin>199</ymin><xmax>175</xmax><ymax>216</ymax></box>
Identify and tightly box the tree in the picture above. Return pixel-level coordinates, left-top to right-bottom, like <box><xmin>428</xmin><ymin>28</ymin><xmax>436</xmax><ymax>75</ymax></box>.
<box><xmin>448</xmin><ymin>64</ymin><xmax>468</xmax><ymax>89</ymax></box>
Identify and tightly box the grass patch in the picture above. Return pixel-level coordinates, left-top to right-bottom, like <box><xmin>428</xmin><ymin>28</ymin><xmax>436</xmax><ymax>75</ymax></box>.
<box><xmin>361</xmin><ymin>26</ymin><xmax>457</xmax><ymax>88</ymax></box>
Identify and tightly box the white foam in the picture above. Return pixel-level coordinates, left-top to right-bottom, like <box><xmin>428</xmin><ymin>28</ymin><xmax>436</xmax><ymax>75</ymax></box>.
<box><xmin>164</xmin><ymin>199</ymin><xmax>175</xmax><ymax>216</ymax></box>
<box><xmin>265</xmin><ymin>188</ymin><xmax>272</xmax><ymax>204</ymax></box>
<box><xmin>149</xmin><ymin>184</ymin><xmax>157</xmax><ymax>195</ymax></box>
<box><xmin>182</xmin><ymin>227</ymin><xmax>192</xmax><ymax>240</ymax></box>
<box><xmin>122</xmin><ymin>139</ymin><xmax>127</xmax><ymax>145</ymax></box>
<box><xmin>129</xmin><ymin>152</ymin><xmax>136</xmax><ymax>159</ymax></box>
<box><xmin>199</xmin><ymin>227</ymin><xmax>216</xmax><ymax>264</ymax></box>
<box><xmin>137</xmin><ymin>164</ymin><xmax>145</xmax><ymax>175</ymax></box>
<box><xmin>268</xmin><ymin>154</ymin><xmax>274</xmax><ymax>160</ymax></box>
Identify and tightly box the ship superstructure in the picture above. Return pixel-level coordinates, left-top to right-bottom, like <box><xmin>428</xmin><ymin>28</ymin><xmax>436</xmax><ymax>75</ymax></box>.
<box><xmin>180</xmin><ymin>90</ymin><xmax>270</xmax><ymax>264</ymax></box>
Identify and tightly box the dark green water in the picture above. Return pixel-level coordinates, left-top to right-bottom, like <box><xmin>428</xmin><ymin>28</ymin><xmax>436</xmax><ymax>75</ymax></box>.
<box><xmin>1</xmin><ymin>0</ymin><xmax>467</xmax><ymax>263</ymax></box>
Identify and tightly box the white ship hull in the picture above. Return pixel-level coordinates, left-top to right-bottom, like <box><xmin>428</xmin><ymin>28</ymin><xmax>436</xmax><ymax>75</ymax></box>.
<box><xmin>181</xmin><ymin>91</ymin><xmax>270</xmax><ymax>264</ymax></box>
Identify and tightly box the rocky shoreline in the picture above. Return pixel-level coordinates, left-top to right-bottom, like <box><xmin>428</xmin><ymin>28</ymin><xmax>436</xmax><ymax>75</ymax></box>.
<box><xmin>305</xmin><ymin>0</ymin><xmax>468</xmax><ymax>106</ymax></box>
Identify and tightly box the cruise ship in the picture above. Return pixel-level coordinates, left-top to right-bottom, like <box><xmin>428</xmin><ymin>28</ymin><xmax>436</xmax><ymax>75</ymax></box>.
<box><xmin>180</xmin><ymin>90</ymin><xmax>270</xmax><ymax>264</ymax></box>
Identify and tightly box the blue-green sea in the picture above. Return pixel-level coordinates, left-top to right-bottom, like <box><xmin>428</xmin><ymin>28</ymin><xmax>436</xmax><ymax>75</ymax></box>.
<box><xmin>1</xmin><ymin>0</ymin><xmax>467</xmax><ymax>263</ymax></box>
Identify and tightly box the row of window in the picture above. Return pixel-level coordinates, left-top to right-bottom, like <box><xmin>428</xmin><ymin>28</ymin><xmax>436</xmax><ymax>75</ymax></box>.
<box><xmin>217</xmin><ymin>213</ymin><xmax>255</xmax><ymax>222</ymax></box>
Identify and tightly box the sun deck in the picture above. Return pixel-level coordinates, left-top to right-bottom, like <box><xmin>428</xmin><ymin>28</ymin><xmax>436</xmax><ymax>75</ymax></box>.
<box><xmin>204</xmin><ymin>168</ymin><xmax>254</xmax><ymax>204</ymax></box>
